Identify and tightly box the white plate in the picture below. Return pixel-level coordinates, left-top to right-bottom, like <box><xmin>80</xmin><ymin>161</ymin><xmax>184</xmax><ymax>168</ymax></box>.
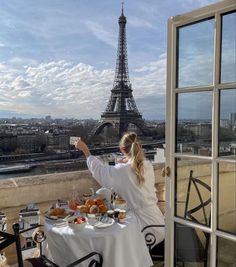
<box><xmin>44</xmin><ymin>210</ymin><xmax>74</xmax><ymax>222</ymax></box>
<box><xmin>94</xmin><ymin>218</ymin><xmax>115</xmax><ymax>229</ymax></box>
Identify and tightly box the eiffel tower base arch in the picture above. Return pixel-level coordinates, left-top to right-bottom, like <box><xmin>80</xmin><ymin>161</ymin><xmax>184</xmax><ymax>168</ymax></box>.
<box><xmin>93</xmin><ymin>118</ymin><xmax>151</xmax><ymax>138</ymax></box>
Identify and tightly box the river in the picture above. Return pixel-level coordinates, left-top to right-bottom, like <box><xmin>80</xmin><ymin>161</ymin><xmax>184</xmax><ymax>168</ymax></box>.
<box><xmin>0</xmin><ymin>159</ymin><xmax>87</xmax><ymax>179</ymax></box>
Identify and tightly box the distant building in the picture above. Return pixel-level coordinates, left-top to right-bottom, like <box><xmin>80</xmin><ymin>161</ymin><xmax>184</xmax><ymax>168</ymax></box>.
<box><xmin>185</xmin><ymin>123</ymin><xmax>211</xmax><ymax>138</ymax></box>
<box><xmin>17</xmin><ymin>134</ymin><xmax>47</xmax><ymax>153</ymax></box>
<box><xmin>220</xmin><ymin>119</ymin><xmax>229</xmax><ymax>128</ymax></box>
<box><xmin>45</xmin><ymin>115</ymin><xmax>52</xmax><ymax>121</ymax></box>
<box><xmin>46</xmin><ymin>132</ymin><xmax>69</xmax><ymax>152</ymax></box>
<box><xmin>230</xmin><ymin>112</ymin><xmax>236</xmax><ymax>127</ymax></box>
<box><xmin>154</xmin><ymin>147</ymin><xmax>166</xmax><ymax>163</ymax></box>
<box><xmin>0</xmin><ymin>134</ymin><xmax>17</xmax><ymax>154</ymax></box>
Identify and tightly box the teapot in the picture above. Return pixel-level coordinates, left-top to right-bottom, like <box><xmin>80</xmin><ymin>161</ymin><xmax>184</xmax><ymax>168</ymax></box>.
<box><xmin>95</xmin><ymin>187</ymin><xmax>112</xmax><ymax>208</ymax></box>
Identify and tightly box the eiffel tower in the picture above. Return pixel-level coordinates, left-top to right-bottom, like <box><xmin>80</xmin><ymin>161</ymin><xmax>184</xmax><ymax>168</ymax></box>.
<box><xmin>94</xmin><ymin>6</ymin><xmax>150</xmax><ymax>138</ymax></box>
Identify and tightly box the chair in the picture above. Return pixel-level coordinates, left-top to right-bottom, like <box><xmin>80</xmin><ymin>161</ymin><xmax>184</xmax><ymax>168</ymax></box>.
<box><xmin>0</xmin><ymin>223</ymin><xmax>103</xmax><ymax>267</ymax></box>
<box><xmin>175</xmin><ymin>170</ymin><xmax>211</xmax><ymax>267</ymax></box>
<box><xmin>142</xmin><ymin>170</ymin><xmax>211</xmax><ymax>267</ymax></box>
<box><xmin>141</xmin><ymin>224</ymin><xmax>165</xmax><ymax>266</ymax></box>
<box><xmin>0</xmin><ymin>213</ymin><xmax>8</xmax><ymax>266</ymax></box>
<box><xmin>0</xmin><ymin>212</ymin><xmax>7</xmax><ymax>232</ymax></box>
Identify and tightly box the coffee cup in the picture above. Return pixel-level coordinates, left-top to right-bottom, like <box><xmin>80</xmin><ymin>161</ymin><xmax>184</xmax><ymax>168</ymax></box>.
<box><xmin>118</xmin><ymin>210</ymin><xmax>126</xmax><ymax>223</ymax></box>
<box><xmin>114</xmin><ymin>208</ymin><xmax>120</xmax><ymax>221</ymax></box>
<box><xmin>107</xmin><ymin>210</ymin><xmax>114</xmax><ymax>218</ymax></box>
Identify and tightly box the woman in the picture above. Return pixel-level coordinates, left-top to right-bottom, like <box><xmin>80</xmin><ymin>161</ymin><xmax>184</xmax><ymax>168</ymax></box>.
<box><xmin>74</xmin><ymin>132</ymin><xmax>165</xmax><ymax>245</ymax></box>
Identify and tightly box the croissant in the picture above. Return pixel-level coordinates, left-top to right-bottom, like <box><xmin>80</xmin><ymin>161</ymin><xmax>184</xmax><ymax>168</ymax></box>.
<box><xmin>49</xmin><ymin>208</ymin><xmax>65</xmax><ymax>216</ymax></box>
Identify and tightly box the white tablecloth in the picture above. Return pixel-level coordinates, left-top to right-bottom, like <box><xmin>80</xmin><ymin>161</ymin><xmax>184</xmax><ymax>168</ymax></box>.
<box><xmin>44</xmin><ymin>212</ymin><xmax>153</xmax><ymax>267</ymax></box>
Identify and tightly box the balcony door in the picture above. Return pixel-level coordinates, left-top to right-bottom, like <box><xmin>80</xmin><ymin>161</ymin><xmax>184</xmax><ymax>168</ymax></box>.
<box><xmin>165</xmin><ymin>1</ymin><xmax>236</xmax><ymax>266</ymax></box>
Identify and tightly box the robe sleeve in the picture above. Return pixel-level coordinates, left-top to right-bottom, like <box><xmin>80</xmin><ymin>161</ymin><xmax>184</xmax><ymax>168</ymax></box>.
<box><xmin>86</xmin><ymin>155</ymin><xmax>125</xmax><ymax>189</ymax></box>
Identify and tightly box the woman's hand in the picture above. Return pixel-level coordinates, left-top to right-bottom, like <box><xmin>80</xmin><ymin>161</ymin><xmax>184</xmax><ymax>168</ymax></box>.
<box><xmin>74</xmin><ymin>138</ymin><xmax>91</xmax><ymax>158</ymax></box>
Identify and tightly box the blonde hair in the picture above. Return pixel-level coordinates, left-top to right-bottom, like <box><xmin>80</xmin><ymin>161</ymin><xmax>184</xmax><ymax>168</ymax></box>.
<box><xmin>120</xmin><ymin>132</ymin><xmax>145</xmax><ymax>186</ymax></box>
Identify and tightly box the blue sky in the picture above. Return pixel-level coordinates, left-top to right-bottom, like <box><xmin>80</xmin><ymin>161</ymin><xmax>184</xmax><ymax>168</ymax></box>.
<box><xmin>0</xmin><ymin>0</ymin><xmax>223</xmax><ymax>120</ymax></box>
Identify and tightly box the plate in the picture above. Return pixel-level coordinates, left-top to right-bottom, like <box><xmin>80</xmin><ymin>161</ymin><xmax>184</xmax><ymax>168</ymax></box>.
<box><xmin>94</xmin><ymin>218</ymin><xmax>115</xmax><ymax>229</ymax></box>
<box><xmin>44</xmin><ymin>210</ymin><xmax>74</xmax><ymax>221</ymax></box>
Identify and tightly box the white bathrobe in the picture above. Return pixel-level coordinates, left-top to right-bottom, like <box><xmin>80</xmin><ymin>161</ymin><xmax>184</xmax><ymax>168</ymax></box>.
<box><xmin>87</xmin><ymin>155</ymin><xmax>165</xmax><ymax>244</ymax></box>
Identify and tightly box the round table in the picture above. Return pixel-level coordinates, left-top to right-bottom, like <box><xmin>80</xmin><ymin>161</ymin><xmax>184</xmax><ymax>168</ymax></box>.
<box><xmin>44</xmin><ymin>212</ymin><xmax>153</xmax><ymax>267</ymax></box>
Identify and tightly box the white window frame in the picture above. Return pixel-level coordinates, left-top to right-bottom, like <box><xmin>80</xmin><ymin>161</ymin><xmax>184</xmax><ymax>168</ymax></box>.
<box><xmin>165</xmin><ymin>1</ymin><xmax>236</xmax><ymax>266</ymax></box>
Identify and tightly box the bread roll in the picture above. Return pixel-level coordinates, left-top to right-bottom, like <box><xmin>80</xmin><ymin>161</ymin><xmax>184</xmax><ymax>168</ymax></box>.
<box><xmin>98</xmin><ymin>204</ymin><xmax>107</xmax><ymax>213</ymax></box>
<box><xmin>89</xmin><ymin>205</ymin><xmax>99</xmax><ymax>214</ymax></box>
<box><xmin>85</xmin><ymin>199</ymin><xmax>95</xmax><ymax>206</ymax></box>
<box><xmin>94</xmin><ymin>198</ymin><xmax>104</xmax><ymax>206</ymax></box>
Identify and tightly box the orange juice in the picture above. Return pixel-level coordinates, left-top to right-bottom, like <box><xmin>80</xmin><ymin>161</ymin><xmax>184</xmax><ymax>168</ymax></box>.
<box><xmin>68</xmin><ymin>198</ymin><xmax>79</xmax><ymax>211</ymax></box>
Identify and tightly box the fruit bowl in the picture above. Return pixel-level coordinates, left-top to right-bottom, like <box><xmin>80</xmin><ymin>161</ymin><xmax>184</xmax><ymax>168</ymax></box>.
<box><xmin>67</xmin><ymin>216</ymin><xmax>87</xmax><ymax>231</ymax></box>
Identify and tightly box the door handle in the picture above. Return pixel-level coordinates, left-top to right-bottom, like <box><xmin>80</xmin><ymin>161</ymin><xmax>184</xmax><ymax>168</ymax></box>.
<box><xmin>161</xmin><ymin>166</ymin><xmax>171</xmax><ymax>177</ymax></box>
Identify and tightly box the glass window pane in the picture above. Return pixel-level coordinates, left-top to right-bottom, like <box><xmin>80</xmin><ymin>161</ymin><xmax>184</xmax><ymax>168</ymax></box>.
<box><xmin>217</xmin><ymin>237</ymin><xmax>236</xmax><ymax>267</ymax></box>
<box><xmin>219</xmin><ymin>89</ymin><xmax>236</xmax><ymax>159</ymax></box>
<box><xmin>218</xmin><ymin>162</ymin><xmax>236</xmax><ymax>235</ymax></box>
<box><xmin>175</xmin><ymin>222</ymin><xmax>210</xmax><ymax>266</ymax></box>
<box><xmin>221</xmin><ymin>12</ymin><xmax>236</xmax><ymax>83</ymax></box>
<box><xmin>175</xmin><ymin>158</ymin><xmax>211</xmax><ymax>227</ymax></box>
<box><xmin>177</xmin><ymin>19</ymin><xmax>214</xmax><ymax>88</ymax></box>
<box><xmin>176</xmin><ymin>92</ymin><xmax>212</xmax><ymax>156</ymax></box>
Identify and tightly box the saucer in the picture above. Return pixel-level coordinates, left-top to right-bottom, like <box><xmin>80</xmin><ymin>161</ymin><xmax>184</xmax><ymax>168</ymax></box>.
<box><xmin>94</xmin><ymin>218</ymin><xmax>115</xmax><ymax>229</ymax></box>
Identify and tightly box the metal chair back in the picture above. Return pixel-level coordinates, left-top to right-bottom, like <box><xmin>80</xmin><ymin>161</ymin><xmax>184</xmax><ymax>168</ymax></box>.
<box><xmin>176</xmin><ymin>170</ymin><xmax>211</xmax><ymax>267</ymax></box>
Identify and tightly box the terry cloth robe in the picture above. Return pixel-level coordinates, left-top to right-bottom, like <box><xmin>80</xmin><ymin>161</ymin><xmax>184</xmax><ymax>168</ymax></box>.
<box><xmin>87</xmin><ymin>155</ymin><xmax>165</xmax><ymax>244</ymax></box>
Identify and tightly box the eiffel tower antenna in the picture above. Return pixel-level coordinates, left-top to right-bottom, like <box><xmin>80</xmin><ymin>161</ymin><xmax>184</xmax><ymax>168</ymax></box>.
<box><xmin>93</xmin><ymin>6</ymin><xmax>150</xmax><ymax>138</ymax></box>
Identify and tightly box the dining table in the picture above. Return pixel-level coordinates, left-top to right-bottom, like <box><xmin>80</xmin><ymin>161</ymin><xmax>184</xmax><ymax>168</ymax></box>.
<box><xmin>43</xmin><ymin>211</ymin><xmax>153</xmax><ymax>267</ymax></box>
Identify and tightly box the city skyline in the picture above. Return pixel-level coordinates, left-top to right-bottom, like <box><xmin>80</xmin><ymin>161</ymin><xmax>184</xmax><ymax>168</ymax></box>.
<box><xmin>0</xmin><ymin>0</ymin><xmax>221</xmax><ymax>120</ymax></box>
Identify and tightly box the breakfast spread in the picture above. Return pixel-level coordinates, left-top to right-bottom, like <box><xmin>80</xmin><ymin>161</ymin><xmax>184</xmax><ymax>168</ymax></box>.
<box><xmin>45</xmin><ymin>188</ymin><xmax>127</xmax><ymax>229</ymax></box>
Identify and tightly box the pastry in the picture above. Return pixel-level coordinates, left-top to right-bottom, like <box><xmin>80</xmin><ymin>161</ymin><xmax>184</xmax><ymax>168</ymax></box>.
<box><xmin>98</xmin><ymin>204</ymin><xmax>107</xmax><ymax>213</ymax></box>
<box><xmin>94</xmin><ymin>198</ymin><xmax>104</xmax><ymax>206</ymax></box>
<box><xmin>89</xmin><ymin>205</ymin><xmax>99</xmax><ymax>214</ymax></box>
<box><xmin>49</xmin><ymin>208</ymin><xmax>65</xmax><ymax>216</ymax></box>
<box><xmin>85</xmin><ymin>199</ymin><xmax>95</xmax><ymax>206</ymax></box>
<box><xmin>78</xmin><ymin>205</ymin><xmax>89</xmax><ymax>213</ymax></box>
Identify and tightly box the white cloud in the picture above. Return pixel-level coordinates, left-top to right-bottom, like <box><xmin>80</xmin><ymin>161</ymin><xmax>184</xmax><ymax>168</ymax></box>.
<box><xmin>0</xmin><ymin>54</ymin><xmax>167</xmax><ymax>119</ymax></box>
<box><xmin>83</xmin><ymin>20</ymin><xmax>117</xmax><ymax>48</ymax></box>
<box><xmin>133</xmin><ymin>53</ymin><xmax>167</xmax><ymax>97</ymax></box>
<box><xmin>0</xmin><ymin>60</ymin><xmax>114</xmax><ymax>118</ymax></box>
<box><xmin>128</xmin><ymin>16</ymin><xmax>153</xmax><ymax>28</ymax></box>
<box><xmin>137</xmin><ymin>2</ymin><xmax>160</xmax><ymax>17</ymax></box>
<box><xmin>177</xmin><ymin>0</ymin><xmax>221</xmax><ymax>9</ymax></box>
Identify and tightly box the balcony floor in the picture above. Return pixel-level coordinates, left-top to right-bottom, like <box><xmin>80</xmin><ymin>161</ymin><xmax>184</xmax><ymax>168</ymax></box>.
<box><xmin>153</xmin><ymin>262</ymin><xmax>162</xmax><ymax>267</ymax></box>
